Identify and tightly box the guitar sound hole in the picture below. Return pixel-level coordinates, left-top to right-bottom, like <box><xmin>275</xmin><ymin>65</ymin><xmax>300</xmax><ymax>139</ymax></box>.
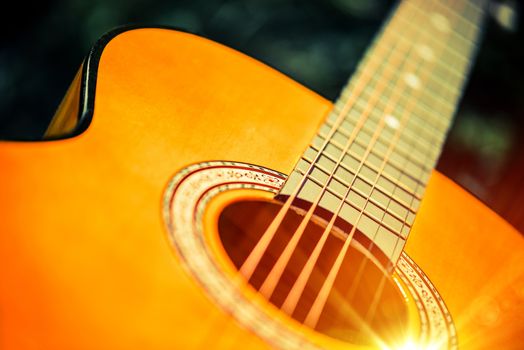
<box><xmin>218</xmin><ymin>198</ymin><xmax>409</xmax><ymax>344</ymax></box>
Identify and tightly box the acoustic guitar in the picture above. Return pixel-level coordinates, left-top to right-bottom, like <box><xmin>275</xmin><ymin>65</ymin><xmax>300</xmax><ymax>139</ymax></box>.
<box><xmin>1</xmin><ymin>0</ymin><xmax>523</xmax><ymax>349</ymax></box>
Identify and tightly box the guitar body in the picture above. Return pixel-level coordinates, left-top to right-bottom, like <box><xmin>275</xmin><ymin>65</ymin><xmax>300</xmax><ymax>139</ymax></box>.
<box><xmin>1</xmin><ymin>28</ymin><xmax>523</xmax><ymax>349</ymax></box>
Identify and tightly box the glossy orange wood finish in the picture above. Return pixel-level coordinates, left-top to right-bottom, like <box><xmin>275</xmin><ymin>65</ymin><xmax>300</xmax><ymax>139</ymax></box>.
<box><xmin>1</xmin><ymin>29</ymin><xmax>523</xmax><ymax>349</ymax></box>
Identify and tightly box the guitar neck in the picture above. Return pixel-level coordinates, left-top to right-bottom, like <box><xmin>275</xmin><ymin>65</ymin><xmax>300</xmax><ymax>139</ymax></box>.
<box><xmin>278</xmin><ymin>0</ymin><xmax>488</xmax><ymax>265</ymax></box>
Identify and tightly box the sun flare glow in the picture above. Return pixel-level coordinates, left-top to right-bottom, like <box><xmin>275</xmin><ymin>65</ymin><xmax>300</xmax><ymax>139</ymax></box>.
<box><xmin>383</xmin><ymin>339</ymin><xmax>441</xmax><ymax>350</ymax></box>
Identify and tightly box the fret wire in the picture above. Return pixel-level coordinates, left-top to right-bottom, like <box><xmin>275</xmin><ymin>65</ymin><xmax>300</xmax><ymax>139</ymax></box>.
<box><xmin>407</xmin><ymin>0</ymin><xmax>481</xmax><ymax>28</ymax></box>
<box><xmin>405</xmin><ymin>0</ymin><xmax>480</xmax><ymax>43</ymax></box>
<box><xmin>336</xmin><ymin>0</ymin><xmax>484</xmax><ymax>150</ymax></box>
<box><xmin>441</xmin><ymin>0</ymin><xmax>487</xmax><ymax>25</ymax></box>
<box><xmin>366</xmin><ymin>0</ymin><xmax>460</xmax><ymax>268</ymax></box>
<box><xmin>415</xmin><ymin>70</ymin><xmax>462</xmax><ymax>101</ymax></box>
<box><xmin>287</xmin><ymin>12</ymin><xmax>423</xmax><ymax>307</ymax></box>
<box><xmin>396</xmin><ymin>0</ymin><xmax>475</xmax><ymax>232</ymax></box>
<box><xmin>338</xmin><ymin>7</ymin><xmax>413</xmax><ymax>93</ymax></box>
<box><xmin>462</xmin><ymin>0</ymin><xmax>486</xmax><ymax>20</ymax></box>
<box><xmin>389</xmin><ymin>122</ymin><xmax>442</xmax><ymax>178</ymax></box>
<box><xmin>395</xmin><ymin>13</ymin><xmax>475</xmax><ymax>64</ymax></box>
<box><xmin>330</xmin><ymin>114</ymin><xmax>441</xmax><ymax>169</ymax></box>
<box><xmin>398</xmin><ymin>0</ymin><xmax>488</xmax><ymax>200</ymax></box>
<box><xmin>389</xmin><ymin>90</ymin><xmax>451</xmax><ymax>142</ymax></box>
<box><xmin>350</xmin><ymin>60</ymin><xmax>460</xmax><ymax>118</ymax></box>
<box><xmin>353</xmin><ymin>0</ymin><xmax>480</xmax><ymax>241</ymax></box>
<box><xmin>359</xmin><ymin>55</ymin><xmax>463</xmax><ymax>103</ymax></box>
<box><xmin>463</xmin><ymin>0</ymin><xmax>484</xmax><ymax>12</ymax></box>
<box><xmin>304</xmin><ymin>142</ymin><xmax>424</xmax><ymax>205</ymax></box>
<box><xmin>359</xmin><ymin>32</ymin><xmax>468</xmax><ymax>80</ymax></box>
<box><xmin>298</xmin><ymin>1</ymin><xmax>487</xmax><ymax>326</ymax></box>
<box><xmin>343</xmin><ymin>95</ymin><xmax>450</xmax><ymax>139</ymax></box>
<box><xmin>323</xmin><ymin>116</ymin><xmax>436</xmax><ymax>176</ymax></box>
<box><xmin>357</xmin><ymin>89</ymin><xmax>451</xmax><ymax>133</ymax></box>
<box><xmin>318</xmin><ymin>121</ymin><xmax>434</xmax><ymax>186</ymax></box>
<box><xmin>336</xmin><ymin>61</ymin><xmax>454</xmax><ymax>190</ymax></box>
<box><xmin>275</xmin><ymin>0</ymin><xmax>408</xmax><ymax>205</ymax></box>
<box><xmin>355</xmin><ymin>84</ymin><xmax>453</xmax><ymax>132</ymax></box>
<box><xmin>253</xmin><ymin>1</ymin><xmax>408</xmax><ymax>296</ymax></box>
<box><xmin>366</xmin><ymin>0</ymin><xmax>449</xmax><ymax>254</ymax></box>
<box><xmin>328</xmin><ymin>108</ymin><xmax>439</xmax><ymax>161</ymax></box>
<box><xmin>358</xmin><ymin>70</ymin><xmax>459</xmax><ymax>120</ymax></box>
<box><xmin>282</xmin><ymin>0</ymin><xmax>487</xmax><ymax>265</ymax></box>
<box><xmin>367</xmin><ymin>86</ymin><xmax>454</xmax><ymax>130</ymax></box>
<box><xmin>404</xmin><ymin>101</ymin><xmax>452</xmax><ymax>131</ymax></box>
<box><xmin>310</xmin><ymin>54</ymin><xmax>428</xmax><ymax>206</ymax></box>
<box><xmin>370</xmin><ymin>69</ymin><xmax>461</xmax><ymax>108</ymax></box>
<box><xmin>392</xmin><ymin>22</ymin><xmax>471</xmax><ymax>66</ymax></box>
<box><xmin>434</xmin><ymin>0</ymin><xmax>480</xmax><ymax>28</ymax></box>
<box><xmin>316</xmin><ymin>144</ymin><xmax>425</xmax><ymax>203</ymax></box>
<box><xmin>396</xmin><ymin>0</ymin><xmax>490</xmax><ymax>237</ymax></box>
<box><xmin>377</xmin><ymin>74</ymin><xmax>451</xmax><ymax>173</ymax></box>
<box><xmin>359</xmin><ymin>39</ymin><xmax>466</xmax><ymax>90</ymax></box>
<box><xmin>302</xmin><ymin>130</ymin><xmax>428</xmax><ymax>223</ymax></box>
<box><xmin>253</xmin><ymin>2</ymin><xmax>489</xmax><ymax>326</ymax></box>
<box><xmin>390</xmin><ymin>112</ymin><xmax>443</xmax><ymax>211</ymax></box>
<box><xmin>352</xmin><ymin>4</ymin><xmax>415</xmax><ymax>68</ymax></box>
<box><xmin>348</xmin><ymin>51</ymin><xmax>465</xmax><ymax>98</ymax></box>
<box><xmin>397</xmin><ymin>123</ymin><xmax>441</xmax><ymax>156</ymax></box>
<box><xmin>387</xmin><ymin>96</ymin><xmax>441</xmax><ymax>219</ymax></box>
<box><xmin>392</xmin><ymin>0</ymin><xmax>488</xmax><ymax>237</ymax></box>
<box><xmin>328</xmin><ymin>110</ymin><xmax>438</xmax><ymax>167</ymax></box>
<box><xmin>297</xmin><ymin>167</ymin><xmax>414</xmax><ymax>229</ymax></box>
<box><xmin>386</xmin><ymin>86</ymin><xmax>452</xmax><ymax>129</ymax></box>
<box><xmin>317</xmin><ymin>26</ymin><xmax>421</xmax><ymax>217</ymax></box>
<box><xmin>274</xmin><ymin>0</ymin><xmax>414</xmax><ymax>275</ymax></box>
<box><xmin>348</xmin><ymin>26</ymin><xmax>435</xmax><ymax>244</ymax></box>
<box><xmin>299</xmin><ymin>148</ymin><xmax>423</xmax><ymax>214</ymax></box>
<box><xmin>345</xmin><ymin>45</ymin><xmax>465</xmax><ymax>95</ymax></box>
<box><xmin>332</xmin><ymin>107</ymin><xmax>442</xmax><ymax>156</ymax></box>
<box><xmin>294</xmin><ymin>169</ymin><xmax>412</xmax><ymax>236</ymax></box>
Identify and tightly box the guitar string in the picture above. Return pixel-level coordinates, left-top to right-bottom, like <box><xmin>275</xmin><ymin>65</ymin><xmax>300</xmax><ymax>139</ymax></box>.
<box><xmin>304</xmin><ymin>0</ymin><xmax>483</xmax><ymax>329</ymax></box>
<box><xmin>226</xmin><ymin>17</ymin><xmax>399</xmax><ymax>348</ymax></box>
<box><xmin>287</xmin><ymin>0</ymin><xmax>436</xmax><ymax>323</ymax></box>
<box><xmin>247</xmin><ymin>0</ymin><xmax>462</xmax><ymax>300</ymax></box>
<box><xmin>197</xmin><ymin>10</ymin><xmax>420</xmax><ymax>348</ymax></box>
<box><xmin>256</xmin><ymin>9</ymin><xmax>411</xmax><ymax>301</ymax></box>
<box><xmin>254</xmin><ymin>0</ymin><xmax>460</xmax><ymax>298</ymax></box>
<box><xmin>276</xmin><ymin>0</ymin><xmax>482</xmax><ymax>328</ymax></box>
<box><xmin>278</xmin><ymin>21</ymin><xmax>417</xmax><ymax>316</ymax></box>
<box><xmin>223</xmin><ymin>7</ymin><xmax>412</xmax><ymax>344</ymax></box>
<box><xmin>282</xmin><ymin>0</ymin><xmax>464</xmax><ymax>320</ymax></box>
<box><xmin>363</xmin><ymin>0</ymin><xmax>488</xmax><ymax>328</ymax></box>
<box><xmin>343</xmin><ymin>0</ymin><xmax>462</xmax><ymax>300</ymax></box>
<box><xmin>227</xmin><ymin>21</ymin><xmax>403</xmax><ymax>343</ymax></box>
<box><xmin>344</xmin><ymin>0</ymin><xmax>474</xmax><ymax>311</ymax></box>
<box><xmin>241</xmin><ymin>0</ymin><xmax>435</xmax><ymax>313</ymax></box>
<box><xmin>224</xmin><ymin>0</ymin><xmax>480</xmax><ymax>348</ymax></box>
<box><xmin>214</xmin><ymin>1</ymin><xmax>488</xmax><ymax>348</ymax></box>
<box><xmin>237</xmin><ymin>3</ymin><xmax>403</xmax><ymax>282</ymax></box>
<box><xmin>304</xmin><ymin>3</ymin><xmax>445</xmax><ymax>328</ymax></box>
<box><xmin>214</xmin><ymin>0</ymin><xmax>484</xmax><ymax>350</ymax></box>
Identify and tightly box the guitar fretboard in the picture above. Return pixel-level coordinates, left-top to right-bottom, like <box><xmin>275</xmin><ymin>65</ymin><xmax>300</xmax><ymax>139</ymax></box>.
<box><xmin>278</xmin><ymin>0</ymin><xmax>487</xmax><ymax>265</ymax></box>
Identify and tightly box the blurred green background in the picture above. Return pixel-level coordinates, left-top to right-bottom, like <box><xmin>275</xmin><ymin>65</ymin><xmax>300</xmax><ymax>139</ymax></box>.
<box><xmin>1</xmin><ymin>0</ymin><xmax>523</xmax><ymax>231</ymax></box>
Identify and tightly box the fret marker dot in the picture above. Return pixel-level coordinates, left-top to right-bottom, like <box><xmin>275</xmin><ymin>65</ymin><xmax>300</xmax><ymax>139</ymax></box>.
<box><xmin>385</xmin><ymin>115</ymin><xmax>400</xmax><ymax>129</ymax></box>
<box><xmin>417</xmin><ymin>45</ymin><xmax>434</xmax><ymax>61</ymax></box>
<box><xmin>431</xmin><ymin>13</ymin><xmax>450</xmax><ymax>33</ymax></box>
<box><xmin>404</xmin><ymin>73</ymin><xmax>421</xmax><ymax>89</ymax></box>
